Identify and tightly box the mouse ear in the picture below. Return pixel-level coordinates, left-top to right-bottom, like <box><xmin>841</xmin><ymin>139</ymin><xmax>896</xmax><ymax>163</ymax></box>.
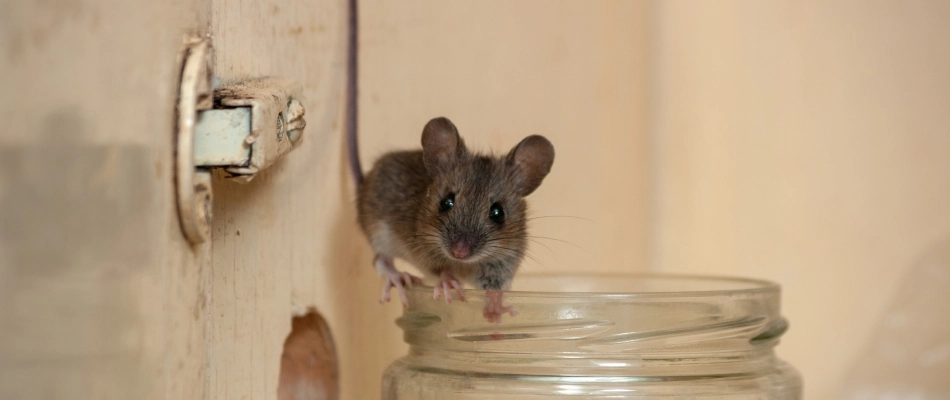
<box><xmin>421</xmin><ymin>117</ymin><xmax>466</xmax><ymax>176</ymax></box>
<box><xmin>506</xmin><ymin>135</ymin><xmax>555</xmax><ymax>197</ymax></box>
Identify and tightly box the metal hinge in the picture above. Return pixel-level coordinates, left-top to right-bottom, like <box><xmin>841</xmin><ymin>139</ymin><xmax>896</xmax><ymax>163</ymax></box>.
<box><xmin>195</xmin><ymin>78</ymin><xmax>305</xmax><ymax>180</ymax></box>
<box><xmin>175</xmin><ymin>36</ymin><xmax>306</xmax><ymax>244</ymax></box>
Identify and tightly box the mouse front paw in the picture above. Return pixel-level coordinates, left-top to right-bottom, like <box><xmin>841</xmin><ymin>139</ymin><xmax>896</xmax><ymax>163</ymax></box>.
<box><xmin>483</xmin><ymin>290</ymin><xmax>517</xmax><ymax>324</ymax></box>
<box><xmin>381</xmin><ymin>271</ymin><xmax>423</xmax><ymax>307</ymax></box>
<box><xmin>433</xmin><ymin>270</ymin><xmax>466</xmax><ymax>303</ymax></box>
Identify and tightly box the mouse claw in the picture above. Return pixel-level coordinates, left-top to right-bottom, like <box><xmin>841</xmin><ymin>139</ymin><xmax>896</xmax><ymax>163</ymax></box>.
<box><xmin>433</xmin><ymin>271</ymin><xmax>466</xmax><ymax>303</ymax></box>
<box><xmin>396</xmin><ymin>286</ymin><xmax>409</xmax><ymax>308</ymax></box>
<box><xmin>380</xmin><ymin>279</ymin><xmax>394</xmax><ymax>303</ymax></box>
<box><xmin>450</xmin><ymin>280</ymin><xmax>465</xmax><ymax>301</ymax></box>
<box><xmin>433</xmin><ymin>282</ymin><xmax>456</xmax><ymax>303</ymax></box>
<box><xmin>381</xmin><ymin>272</ymin><xmax>422</xmax><ymax>308</ymax></box>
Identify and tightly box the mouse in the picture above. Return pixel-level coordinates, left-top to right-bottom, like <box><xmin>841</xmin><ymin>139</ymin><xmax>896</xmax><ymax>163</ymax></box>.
<box><xmin>344</xmin><ymin>0</ymin><xmax>555</xmax><ymax>309</ymax></box>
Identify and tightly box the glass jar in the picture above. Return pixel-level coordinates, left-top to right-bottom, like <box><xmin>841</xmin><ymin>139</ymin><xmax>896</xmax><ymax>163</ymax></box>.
<box><xmin>382</xmin><ymin>274</ymin><xmax>802</xmax><ymax>399</ymax></box>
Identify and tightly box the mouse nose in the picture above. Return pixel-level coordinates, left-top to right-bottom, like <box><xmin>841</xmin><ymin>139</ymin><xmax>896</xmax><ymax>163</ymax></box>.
<box><xmin>451</xmin><ymin>241</ymin><xmax>471</xmax><ymax>259</ymax></box>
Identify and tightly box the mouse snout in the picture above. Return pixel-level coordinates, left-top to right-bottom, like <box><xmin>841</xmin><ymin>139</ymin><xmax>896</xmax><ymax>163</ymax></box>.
<box><xmin>451</xmin><ymin>240</ymin><xmax>472</xmax><ymax>259</ymax></box>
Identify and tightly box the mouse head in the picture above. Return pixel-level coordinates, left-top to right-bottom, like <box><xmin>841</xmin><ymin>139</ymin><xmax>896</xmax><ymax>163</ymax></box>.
<box><xmin>418</xmin><ymin>117</ymin><xmax>555</xmax><ymax>265</ymax></box>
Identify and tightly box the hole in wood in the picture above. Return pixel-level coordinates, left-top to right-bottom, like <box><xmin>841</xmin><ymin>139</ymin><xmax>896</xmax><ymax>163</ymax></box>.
<box><xmin>277</xmin><ymin>308</ymin><xmax>339</xmax><ymax>400</ymax></box>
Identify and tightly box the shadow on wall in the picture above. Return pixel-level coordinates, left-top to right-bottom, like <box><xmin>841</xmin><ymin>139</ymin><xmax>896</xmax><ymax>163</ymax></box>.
<box><xmin>277</xmin><ymin>308</ymin><xmax>339</xmax><ymax>400</ymax></box>
<box><xmin>842</xmin><ymin>237</ymin><xmax>950</xmax><ymax>398</ymax></box>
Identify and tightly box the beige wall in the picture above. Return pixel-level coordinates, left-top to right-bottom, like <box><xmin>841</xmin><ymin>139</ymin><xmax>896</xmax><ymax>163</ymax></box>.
<box><xmin>651</xmin><ymin>2</ymin><xmax>950</xmax><ymax>398</ymax></box>
<box><xmin>3</xmin><ymin>1</ymin><xmax>949</xmax><ymax>399</ymax></box>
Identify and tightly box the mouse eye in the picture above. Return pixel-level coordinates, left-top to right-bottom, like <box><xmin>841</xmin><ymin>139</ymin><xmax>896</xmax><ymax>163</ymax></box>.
<box><xmin>439</xmin><ymin>193</ymin><xmax>455</xmax><ymax>213</ymax></box>
<box><xmin>489</xmin><ymin>202</ymin><xmax>505</xmax><ymax>224</ymax></box>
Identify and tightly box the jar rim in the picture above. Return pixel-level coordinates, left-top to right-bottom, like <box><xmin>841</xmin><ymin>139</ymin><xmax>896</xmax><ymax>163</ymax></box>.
<box><xmin>409</xmin><ymin>272</ymin><xmax>779</xmax><ymax>299</ymax></box>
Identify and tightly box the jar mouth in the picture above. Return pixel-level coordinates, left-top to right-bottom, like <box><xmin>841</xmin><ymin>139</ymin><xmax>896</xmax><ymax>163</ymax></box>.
<box><xmin>409</xmin><ymin>273</ymin><xmax>779</xmax><ymax>299</ymax></box>
<box><xmin>399</xmin><ymin>272</ymin><xmax>787</xmax><ymax>372</ymax></box>
<box><xmin>389</xmin><ymin>273</ymin><xmax>799</xmax><ymax>395</ymax></box>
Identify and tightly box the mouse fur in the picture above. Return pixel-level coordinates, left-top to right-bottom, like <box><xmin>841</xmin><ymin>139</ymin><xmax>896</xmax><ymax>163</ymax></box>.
<box><xmin>356</xmin><ymin>117</ymin><xmax>554</xmax><ymax>303</ymax></box>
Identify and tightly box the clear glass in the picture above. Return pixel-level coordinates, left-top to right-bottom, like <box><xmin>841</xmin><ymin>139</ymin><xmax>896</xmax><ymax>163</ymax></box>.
<box><xmin>382</xmin><ymin>274</ymin><xmax>802</xmax><ymax>399</ymax></box>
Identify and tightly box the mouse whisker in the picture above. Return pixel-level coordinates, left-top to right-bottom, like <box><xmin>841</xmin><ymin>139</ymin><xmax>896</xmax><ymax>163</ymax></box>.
<box><xmin>521</xmin><ymin>215</ymin><xmax>596</xmax><ymax>223</ymax></box>
<box><xmin>521</xmin><ymin>251</ymin><xmax>548</xmax><ymax>269</ymax></box>
<box><xmin>482</xmin><ymin>234</ymin><xmax>529</xmax><ymax>244</ymax></box>
<box><xmin>487</xmin><ymin>234</ymin><xmax>591</xmax><ymax>256</ymax></box>
<box><xmin>487</xmin><ymin>244</ymin><xmax>547</xmax><ymax>269</ymax></box>
<box><xmin>524</xmin><ymin>235</ymin><xmax>592</xmax><ymax>254</ymax></box>
<box><xmin>485</xmin><ymin>235</ymin><xmax>549</xmax><ymax>253</ymax></box>
<box><xmin>415</xmin><ymin>248</ymin><xmax>443</xmax><ymax>266</ymax></box>
<box><xmin>524</xmin><ymin>239</ymin><xmax>555</xmax><ymax>257</ymax></box>
<box><xmin>409</xmin><ymin>235</ymin><xmax>441</xmax><ymax>249</ymax></box>
<box><xmin>434</xmin><ymin>216</ymin><xmax>452</xmax><ymax>237</ymax></box>
<box><xmin>407</xmin><ymin>239</ymin><xmax>446</xmax><ymax>261</ymax></box>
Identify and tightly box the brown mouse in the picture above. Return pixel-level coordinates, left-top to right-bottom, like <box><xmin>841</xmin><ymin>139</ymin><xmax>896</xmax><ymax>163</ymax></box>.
<box><xmin>344</xmin><ymin>2</ymin><xmax>554</xmax><ymax>307</ymax></box>
<box><xmin>353</xmin><ymin>118</ymin><xmax>554</xmax><ymax>306</ymax></box>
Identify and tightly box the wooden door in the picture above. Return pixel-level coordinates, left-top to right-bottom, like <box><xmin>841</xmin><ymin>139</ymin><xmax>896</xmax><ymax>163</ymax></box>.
<box><xmin>1</xmin><ymin>1</ymin><xmax>212</xmax><ymax>399</ymax></box>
